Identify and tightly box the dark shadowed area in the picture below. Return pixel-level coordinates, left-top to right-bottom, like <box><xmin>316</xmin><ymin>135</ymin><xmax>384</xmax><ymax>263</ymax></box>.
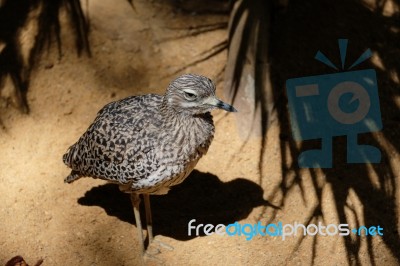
<box><xmin>78</xmin><ymin>170</ymin><xmax>275</xmax><ymax>241</ymax></box>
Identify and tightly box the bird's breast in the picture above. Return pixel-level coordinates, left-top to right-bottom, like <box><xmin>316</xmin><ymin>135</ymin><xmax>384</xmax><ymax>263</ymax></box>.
<box><xmin>157</xmin><ymin>114</ymin><xmax>214</xmax><ymax>165</ymax></box>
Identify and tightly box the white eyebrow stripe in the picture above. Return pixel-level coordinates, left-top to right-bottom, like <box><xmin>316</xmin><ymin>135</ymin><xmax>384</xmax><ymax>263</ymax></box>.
<box><xmin>182</xmin><ymin>89</ymin><xmax>197</xmax><ymax>94</ymax></box>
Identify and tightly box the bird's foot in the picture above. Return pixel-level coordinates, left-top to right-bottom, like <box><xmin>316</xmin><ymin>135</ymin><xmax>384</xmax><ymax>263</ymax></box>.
<box><xmin>146</xmin><ymin>238</ymin><xmax>174</xmax><ymax>256</ymax></box>
<box><xmin>144</xmin><ymin>238</ymin><xmax>174</xmax><ymax>264</ymax></box>
<box><xmin>144</xmin><ymin>252</ymin><xmax>164</xmax><ymax>265</ymax></box>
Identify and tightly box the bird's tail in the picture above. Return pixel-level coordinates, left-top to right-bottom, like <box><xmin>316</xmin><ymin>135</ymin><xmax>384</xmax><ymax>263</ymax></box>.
<box><xmin>63</xmin><ymin>144</ymin><xmax>82</xmax><ymax>183</ymax></box>
<box><xmin>64</xmin><ymin>170</ymin><xmax>81</xmax><ymax>183</ymax></box>
<box><xmin>62</xmin><ymin>147</ymin><xmax>74</xmax><ymax>167</ymax></box>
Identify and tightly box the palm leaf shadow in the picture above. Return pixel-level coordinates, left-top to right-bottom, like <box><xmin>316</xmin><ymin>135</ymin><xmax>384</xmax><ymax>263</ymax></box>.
<box><xmin>225</xmin><ymin>0</ymin><xmax>400</xmax><ymax>264</ymax></box>
<box><xmin>0</xmin><ymin>0</ymin><xmax>90</xmax><ymax>114</ymax></box>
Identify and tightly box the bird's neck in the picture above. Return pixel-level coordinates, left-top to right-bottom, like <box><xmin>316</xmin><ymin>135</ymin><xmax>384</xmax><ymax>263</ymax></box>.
<box><xmin>159</xmin><ymin>97</ymin><xmax>214</xmax><ymax>139</ymax></box>
<box><xmin>160</xmin><ymin>97</ymin><xmax>204</xmax><ymax>120</ymax></box>
<box><xmin>159</xmin><ymin>103</ymin><xmax>214</xmax><ymax>154</ymax></box>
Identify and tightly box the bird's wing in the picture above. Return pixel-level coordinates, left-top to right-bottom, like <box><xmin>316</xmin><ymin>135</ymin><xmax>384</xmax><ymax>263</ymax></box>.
<box><xmin>87</xmin><ymin>94</ymin><xmax>162</xmax><ymax>162</ymax></box>
<box><xmin>87</xmin><ymin>119</ymin><xmax>135</xmax><ymax>164</ymax></box>
<box><xmin>64</xmin><ymin>95</ymin><xmax>162</xmax><ymax>180</ymax></box>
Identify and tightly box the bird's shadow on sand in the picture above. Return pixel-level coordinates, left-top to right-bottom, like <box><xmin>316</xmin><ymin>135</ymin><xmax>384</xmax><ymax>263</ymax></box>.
<box><xmin>78</xmin><ymin>170</ymin><xmax>276</xmax><ymax>241</ymax></box>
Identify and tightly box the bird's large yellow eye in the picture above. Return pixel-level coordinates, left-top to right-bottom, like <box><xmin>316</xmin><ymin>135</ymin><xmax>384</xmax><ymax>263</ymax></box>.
<box><xmin>184</xmin><ymin>91</ymin><xmax>197</xmax><ymax>101</ymax></box>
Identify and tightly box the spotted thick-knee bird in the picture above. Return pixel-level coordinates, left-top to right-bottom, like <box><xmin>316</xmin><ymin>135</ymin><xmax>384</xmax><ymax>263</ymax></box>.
<box><xmin>63</xmin><ymin>73</ymin><xmax>237</xmax><ymax>261</ymax></box>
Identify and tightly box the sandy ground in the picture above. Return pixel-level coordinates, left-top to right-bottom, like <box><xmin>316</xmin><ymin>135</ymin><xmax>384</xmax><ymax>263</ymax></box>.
<box><xmin>1</xmin><ymin>0</ymin><xmax>400</xmax><ymax>265</ymax></box>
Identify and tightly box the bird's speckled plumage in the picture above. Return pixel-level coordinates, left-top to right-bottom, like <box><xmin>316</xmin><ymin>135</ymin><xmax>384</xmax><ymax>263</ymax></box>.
<box><xmin>63</xmin><ymin>74</ymin><xmax>231</xmax><ymax>195</ymax></box>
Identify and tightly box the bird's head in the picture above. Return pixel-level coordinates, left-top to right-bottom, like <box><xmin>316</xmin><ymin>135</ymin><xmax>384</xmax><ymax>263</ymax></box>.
<box><xmin>164</xmin><ymin>74</ymin><xmax>237</xmax><ymax>115</ymax></box>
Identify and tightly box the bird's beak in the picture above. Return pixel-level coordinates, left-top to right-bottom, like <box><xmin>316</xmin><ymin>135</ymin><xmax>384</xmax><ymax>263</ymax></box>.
<box><xmin>206</xmin><ymin>97</ymin><xmax>237</xmax><ymax>112</ymax></box>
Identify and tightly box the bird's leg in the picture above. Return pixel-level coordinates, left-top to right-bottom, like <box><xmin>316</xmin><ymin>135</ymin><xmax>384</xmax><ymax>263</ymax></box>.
<box><xmin>131</xmin><ymin>194</ymin><xmax>166</xmax><ymax>265</ymax></box>
<box><xmin>143</xmin><ymin>194</ymin><xmax>154</xmax><ymax>244</ymax></box>
<box><xmin>143</xmin><ymin>193</ymin><xmax>174</xmax><ymax>253</ymax></box>
<box><xmin>130</xmin><ymin>193</ymin><xmax>145</xmax><ymax>257</ymax></box>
